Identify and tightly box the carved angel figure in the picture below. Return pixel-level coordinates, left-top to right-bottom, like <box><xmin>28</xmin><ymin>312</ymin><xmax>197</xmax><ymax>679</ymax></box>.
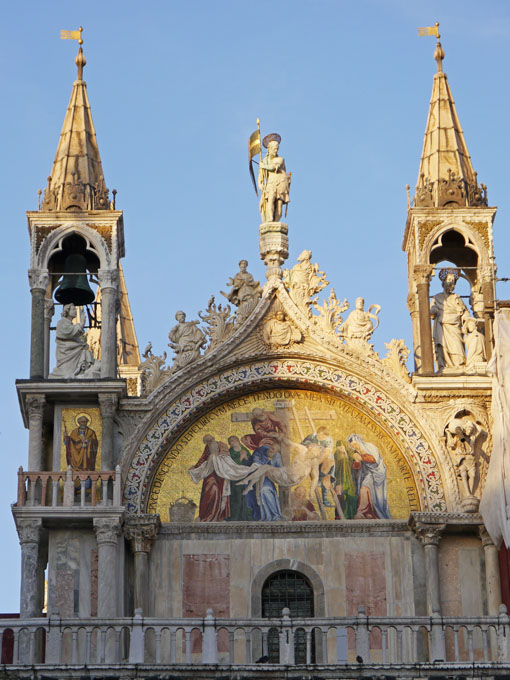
<box><xmin>283</xmin><ymin>250</ymin><xmax>328</xmax><ymax>315</ymax></box>
<box><xmin>339</xmin><ymin>297</ymin><xmax>380</xmax><ymax>351</ymax></box>
<box><xmin>445</xmin><ymin>416</ymin><xmax>487</xmax><ymax>498</ymax></box>
<box><xmin>168</xmin><ymin>311</ymin><xmax>206</xmax><ymax>372</ymax></box>
<box><xmin>221</xmin><ymin>260</ymin><xmax>261</xmax><ymax>323</ymax></box>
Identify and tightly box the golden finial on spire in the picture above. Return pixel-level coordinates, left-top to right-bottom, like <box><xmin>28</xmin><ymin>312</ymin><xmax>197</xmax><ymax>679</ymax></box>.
<box><xmin>417</xmin><ymin>22</ymin><xmax>443</xmax><ymax>72</ymax></box>
<box><xmin>61</xmin><ymin>27</ymin><xmax>85</xmax><ymax>78</ymax></box>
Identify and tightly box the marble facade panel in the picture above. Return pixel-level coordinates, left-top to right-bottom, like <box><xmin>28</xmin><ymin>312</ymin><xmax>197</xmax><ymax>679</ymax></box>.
<box><xmin>148</xmin><ymin>534</ymin><xmax>421</xmax><ymax>619</ymax></box>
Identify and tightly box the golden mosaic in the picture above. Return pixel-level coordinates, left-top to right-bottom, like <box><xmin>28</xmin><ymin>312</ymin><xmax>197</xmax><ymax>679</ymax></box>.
<box><xmin>148</xmin><ymin>390</ymin><xmax>420</xmax><ymax>522</ymax></box>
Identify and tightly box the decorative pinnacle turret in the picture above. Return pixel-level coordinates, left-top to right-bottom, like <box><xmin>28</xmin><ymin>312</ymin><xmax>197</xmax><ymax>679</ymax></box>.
<box><xmin>413</xmin><ymin>28</ymin><xmax>487</xmax><ymax>209</ymax></box>
<box><xmin>41</xmin><ymin>29</ymin><xmax>111</xmax><ymax>212</ymax></box>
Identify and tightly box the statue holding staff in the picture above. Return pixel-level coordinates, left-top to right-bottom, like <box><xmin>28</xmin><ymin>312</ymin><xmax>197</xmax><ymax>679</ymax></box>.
<box><xmin>248</xmin><ymin>121</ymin><xmax>291</xmax><ymax>223</ymax></box>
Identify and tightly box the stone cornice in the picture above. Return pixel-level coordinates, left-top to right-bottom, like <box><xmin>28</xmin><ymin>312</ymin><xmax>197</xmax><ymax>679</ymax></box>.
<box><xmin>16</xmin><ymin>379</ymin><xmax>127</xmax><ymax>428</ymax></box>
<box><xmin>157</xmin><ymin>519</ymin><xmax>410</xmax><ymax>538</ymax></box>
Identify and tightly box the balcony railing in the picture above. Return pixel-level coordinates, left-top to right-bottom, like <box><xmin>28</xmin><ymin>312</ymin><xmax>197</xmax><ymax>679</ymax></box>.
<box><xmin>2</xmin><ymin>607</ymin><xmax>510</xmax><ymax>671</ymax></box>
<box><xmin>16</xmin><ymin>466</ymin><xmax>121</xmax><ymax>508</ymax></box>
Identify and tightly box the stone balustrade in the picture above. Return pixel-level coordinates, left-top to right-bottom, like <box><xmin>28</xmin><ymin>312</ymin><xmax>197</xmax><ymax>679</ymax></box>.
<box><xmin>17</xmin><ymin>466</ymin><xmax>121</xmax><ymax>508</ymax></box>
<box><xmin>2</xmin><ymin>607</ymin><xmax>510</xmax><ymax>671</ymax></box>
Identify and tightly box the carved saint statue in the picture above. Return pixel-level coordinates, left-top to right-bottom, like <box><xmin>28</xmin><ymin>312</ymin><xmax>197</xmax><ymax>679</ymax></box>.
<box><xmin>258</xmin><ymin>134</ymin><xmax>290</xmax><ymax>223</ymax></box>
<box><xmin>464</xmin><ymin>317</ymin><xmax>487</xmax><ymax>368</ymax></box>
<box><xmin>168</xmin><ymin>310</ymin><xmax>206</xmax><ymax>372</ymax></box>
<box><xmin>430</xmin><ymin>269</ymin><xmax>469</xmax><ymax>371</ymax></box>
<box><xmin>445</xmin><ymin>416</ymin><xmax>487</xmax><ymax>499</ymax></box>
<box><xmin>221</xmin><ymin>260</ymin><xmax>261</xmax><ymax>323</ymax></box>
<box><xmin>49</xmin><ymin>303</ymin><xmax>100</xmax><ymax>379</ymax></box>
<box><xmin>340</xmin><ymin>297</ymin><xmax>380</xmax><ymax>351</ymax></box>
<box><xmin>262</xmin><ymin>311</ymin><xmax>303</xmax><ymax>349</ymax></box>
<box><xmin>283</xmin><ymin>250</ymin><xmax>328</xmax><ymax>315</ymax></box>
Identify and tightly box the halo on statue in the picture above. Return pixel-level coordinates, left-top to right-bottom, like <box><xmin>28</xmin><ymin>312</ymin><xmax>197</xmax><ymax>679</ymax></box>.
<box><xmin>75</xmin><ymin>412</ymin><xmax>91</xmax><ymax>426</ymax></box>
<box><xmin>262</xmin><ymin>133</ymin><xmax>281</xmax><ymax>148</ymax></box>
<box><xmin>438</xmin><ymin>267</ymin><xmax>460</xmax><ymax>283</ymax></box>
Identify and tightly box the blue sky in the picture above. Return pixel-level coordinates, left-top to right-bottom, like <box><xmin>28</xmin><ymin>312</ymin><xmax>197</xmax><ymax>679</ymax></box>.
<box><xmin>1</xmin><ymin>0</ymin><xmax>510</xmax><ymax>611</ymax></box>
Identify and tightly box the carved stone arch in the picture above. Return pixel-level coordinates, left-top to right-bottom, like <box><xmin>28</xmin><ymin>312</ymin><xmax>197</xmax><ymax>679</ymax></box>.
<box><xmin>251</xmin><ymin>559</ymin><xmax>325</xmax><ymax>617</ymax></box>
<box><xmin>36</xmin><ymin>223</ymin><xmax>112</xmax><ymax>272</ymax></box>
<box><xmin>422</xmin><ymin>219</ymin><xmax>492</xmax><ymax>280</ymax></box>
<box><xmin>122</xmin><ymin>357</ymin><xmax>458</xmax><ymax>515</ymax></box>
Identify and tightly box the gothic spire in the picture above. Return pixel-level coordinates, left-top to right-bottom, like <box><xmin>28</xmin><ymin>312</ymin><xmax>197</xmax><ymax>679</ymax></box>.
<box><xmin>42</xmin><ymin>45</ymin><xmax>110</xmax><ymax>211</ymax></box>
<box><xmin>414</xmin><ymin>39</ymin><xmax>487</xmax><ymax>208</ymax></box>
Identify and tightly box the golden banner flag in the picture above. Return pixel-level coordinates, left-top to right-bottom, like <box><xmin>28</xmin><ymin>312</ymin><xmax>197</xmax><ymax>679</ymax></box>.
<box><xmin>248</xmin><ymin>129</ymin><xmax>261</xmax><ymax>161</ymax></box>
<box><xmin>417</xmin><ymin>25</ymin><xmax>439</xmax><ymax>38</ymax></box>
<box><xmin>248</xmin><ymin>127</ymin><xmax>261</xmax><ymax>196</ymax></box>
<box><xmin>60</xmin><ymin>28</ymin><xmax>82</xmax><ymax>41</ymax></box>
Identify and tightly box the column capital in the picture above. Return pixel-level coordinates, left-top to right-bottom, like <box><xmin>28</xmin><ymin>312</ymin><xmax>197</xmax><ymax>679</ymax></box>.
<box><xmin>99</xmin><ymin>393</ymin><xmax>119</xmax><ymax>417</ymax></box>
<box><xmin>413</xmin><ymin>264</ymin><xmax>434</xmax><ymax>285</ymax></box>
<box><xmin>124</xmin><ymin>514</ymin><xmax>160</xmax><ymax>553</ymax></box>
<box><xmin>412</xmin><ymin>521</ymin><xmax>447</xmax><ymax>546</ymax></box>
<box><xmin>16</xmin><ymin>519</ymin><xmax>43</xmax><ymax>545</ymax></box>
<box><xmin>478</xmin><ymin>525</ymin><xmax>496</xmax><ymax>548</ymax></box>
<box><xmin>98</xmin><ymin>268</ymin><xmax>119</xmax><ymax>290</ymax></box>
<box><xmin>26</xmin><ymin>394</ymin><xmax>46</xmax><ymax>420</ymax></box>
<box><xmin>28</xmin><ymin>269</ymin><xmax>49</xmax><ymax>291</ymax></box>
<box><xmin>93</xmin><ymin>518</ymin><xmax>122</xmax><ymax>546</ymax></box>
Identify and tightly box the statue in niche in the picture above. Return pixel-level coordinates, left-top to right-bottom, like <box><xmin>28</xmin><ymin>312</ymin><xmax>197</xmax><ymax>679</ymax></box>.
<box><xmin>168</xmin><ymin>310</ymin><xmax>206</xmax><ymax>372</ymax></box>
<box><xmin>430</xmin><ymin>269</ymin><xmax>469</xmax><ymax>372</ymax></box>
<box><xmin>221</xmin><ymin>260</ymin><xmax>261</xmax><ymax>323</ymax></box>
<box><xmin>258</xmin><ymin>134</ymin><xmax>290</xmax><ymax>223</ymax></box>
<box><xmin>262</xmin><ymin>311</ymin><xmax>303</xmax><ymax>349</ymax></box>
<box><xmin>340</xmin><ymin>297</ymin><xmax>380</xmax><ymax>351</ymax></box>
<box><xmin>464</xmin><ymin>317</ymin><xmax>487</xmax><ymax>368</ymax></box>
<box><xmin>445</xmin><ymin>416</ymin><xmax>488</xmax><ymax>500</ymax></box>
<box><xmin>283</xmin><ymin>250</ymin><xmax>328</xmax><ymax>315</ymax></box>
<box><xmin>50</xmin><ymin>303</ymin><xmax>100</xmax><ymax>379</ymax></box>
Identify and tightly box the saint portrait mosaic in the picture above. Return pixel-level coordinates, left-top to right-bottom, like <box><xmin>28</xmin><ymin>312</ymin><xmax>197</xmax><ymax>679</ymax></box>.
<box><xmin>148</xmin><ymin>390</ymin><xmax>420</xmax><ymax>522</ymax></box>
<box><xmin>59</xmin><ymin>407</ymin><xmax>102</xmax><ymax>472</ymax></box>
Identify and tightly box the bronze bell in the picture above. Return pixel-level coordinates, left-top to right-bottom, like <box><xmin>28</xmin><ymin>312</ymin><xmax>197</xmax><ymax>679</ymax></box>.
<box><xmin>54</xmin><ymin>254</ymin><xmax>95</xmax><ymax>306</ymax></box>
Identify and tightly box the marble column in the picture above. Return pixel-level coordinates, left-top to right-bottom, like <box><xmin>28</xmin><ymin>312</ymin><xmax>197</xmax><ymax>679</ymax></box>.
<box><xmin>98</xmin><ymin>394</ymin><xmax>118</xmax><ymax>470</ymax></box>
<box><xmin>124</xmin><ymin>515</ymin><xmax>160</xmax><ymax>614</ymax></box>
<box><xmin>28</xmin><ymin>269</ymin><xmax>49</xmax><ymax>379</ymax></box>
<box><xmin>479</xmin><ymin>527</ymin><xmax>502</xmax><ymax>615</ymax></box>
<box><xmin>413</xmin><ymin>521</ymin><xmax>446</xmax><ymax>615</ymax></box>
<box><xmin>93</xmin><ymin>518</ymin><xmax>122</xmax><ymax>617</ymax></box>
<box><xmin>480</xmin><ymin>267</ymin><xmax>495</xmax><ymax>361</ymax></box>
<box><xmin>98</xmin><ymin>269</ymin><xmax>119</xmax><ymax>379</ymax></box>
<box><xmin>414</xmin><ymin>265</ymin><xmax>434</xmax><ymax>374</ymax></box>
<box><xmin>17</xmin><ymin>519</ymin><xmax>43</xmax><ymax>618</ymax></box>
<box><xmin>26</xmin><ymin>395</ymin><xmax>45</xmax><ymax>471</ymax></box>
<box><xmin>43</xmin><ymin>298</ymin><xmax>55</xmax><ymax>379</ymax></box>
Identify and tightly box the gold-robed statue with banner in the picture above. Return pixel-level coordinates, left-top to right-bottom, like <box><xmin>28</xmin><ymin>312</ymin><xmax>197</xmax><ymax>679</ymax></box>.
<box><xmin>249</xmin><ymin>119</ymin><xmax>291</xmax><ymax>223</ymax></box>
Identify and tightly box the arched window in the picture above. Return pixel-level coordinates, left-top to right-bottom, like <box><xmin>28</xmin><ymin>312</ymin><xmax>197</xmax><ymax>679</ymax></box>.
<box><xmin>261</xmin><ymin>569</ymin><xmax>314</xmax><ymax>663</ymax></box>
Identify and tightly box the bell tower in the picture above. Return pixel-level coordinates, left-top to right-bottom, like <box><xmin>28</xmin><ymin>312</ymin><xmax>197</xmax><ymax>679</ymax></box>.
<box><xmin>403</xmin><ymin>36</ymin><xmax>497</xmax><ymax>375</ymax></box>
<box><xmin>15</xmin><ymin>39</ymin><xmax>138</xmax><ymax>622</ymax></box>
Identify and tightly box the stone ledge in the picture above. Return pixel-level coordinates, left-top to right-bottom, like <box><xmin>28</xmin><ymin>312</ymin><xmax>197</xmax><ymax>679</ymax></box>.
<box><xmin>16</xmin><ymin>379</ymin><xmax>127</xmax><ymax>427</ymax></box>
<box><xmin>12</xmin><ymin>505</ymin><xmax>124</xmax><ymax>529</ymax></box>
<box><xmin>412</xmin><ymin>374</ymin><xmax>492</xmax><ymax>391</ymax></box>
<box><xmin>157</xmin><ymin>518</ymin><xmax>410</xmax><ymax>538</ymax></box>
